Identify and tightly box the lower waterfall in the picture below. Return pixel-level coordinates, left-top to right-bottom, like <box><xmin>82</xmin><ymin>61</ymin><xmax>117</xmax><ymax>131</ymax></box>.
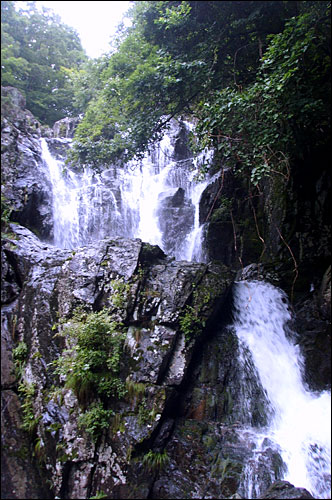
<box><xmin>232</xmin><ymin>280</ymin><xmax>331</xmax><ymax>499</ymax></box>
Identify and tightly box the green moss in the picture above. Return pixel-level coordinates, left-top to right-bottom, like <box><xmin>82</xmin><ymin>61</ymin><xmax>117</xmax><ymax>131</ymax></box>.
<box><xmin>211</xmin><ymin>456</ymin><xmax>242</xmax><ymax>496</ymax></box>
<box><xmin>210</xmin><ymin>197</ymin><xmax>233</xmax><ymax>223</ymax></box>
<box><xmin>126</xmin><ymin>379</ymin><xmax>146</xmax><ymax>405</ymax></box>
<box><xmin>12</xmin><ymin>341</ymin><xmax>29</xmax><ymax>380</ymax></box>
<box><xmin>33</xmin><ymin>437</ymin><xmax>46</xmax><ymax>463</ymax></box>
<box><xmin>179</xmin><ymin>304</ymin><xmax>203</xmax><ymax>343</ymax></box>
<box><xmin>7</xmin><ymin>444</ymin><xmax>29</xmax><ymax>460</ymax></box>
<box><xmin>13</xmin><ymin>341</ymin><xmax>28</xmax><ymax>362</ymax></box>
<box><xmin>137</xmin><ymin>399</ymin><xmax>157</xmax><ymax>425</ymax></box>
<box><xmin>32</xmin><ymin>351</ymin><xmax>42</xmax><ymax>359</ymax></box>
<box><xmin>46</xmin><ymin>422</ymin><xmax>62</xmax><ymax>433</ymax></box>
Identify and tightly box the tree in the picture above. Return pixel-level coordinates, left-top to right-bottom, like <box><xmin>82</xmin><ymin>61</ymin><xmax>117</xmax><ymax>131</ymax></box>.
<box><xmin>1</xmin><ymin>1</ymin><xmax>87</xmax><ymax>125</ymax></box>
<box><xmin>193</xmin><ymin>1</ymin><xmax>331</xmax><ymax>184</ymax></box>
<box><xmin>71</xmin><ymin>0</ymin><xmax>321</xmax><ymax>168</ymax></box>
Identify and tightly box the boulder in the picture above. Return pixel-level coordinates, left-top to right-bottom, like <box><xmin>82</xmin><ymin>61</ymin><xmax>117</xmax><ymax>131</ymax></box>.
<box><xmin>259</xmin><ymin>480</ymin><xmax>314</xmax><ymax>499</ymax></box>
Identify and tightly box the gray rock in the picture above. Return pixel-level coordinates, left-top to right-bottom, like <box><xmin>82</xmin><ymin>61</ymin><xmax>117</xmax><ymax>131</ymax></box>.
<box><xmin>258</xmin><ymin>480</ymin><xmax>314</xmax><ymax>499</ymax></box>
<box><xmin>53</xmin><ymin>116</ymin><xmax>80</xmax><ymax>139</ymax></box>
<box><xmin>1</xmin><ymin>223</ymin><xmax>234</xmax><ymax>499</ymax></box>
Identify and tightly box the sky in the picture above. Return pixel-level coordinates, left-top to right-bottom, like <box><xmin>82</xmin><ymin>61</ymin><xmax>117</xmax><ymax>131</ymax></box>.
<box><xmin>18</xmin><ymin>1</ymin><xmax>132</xmax><ymax>58</ymax></box>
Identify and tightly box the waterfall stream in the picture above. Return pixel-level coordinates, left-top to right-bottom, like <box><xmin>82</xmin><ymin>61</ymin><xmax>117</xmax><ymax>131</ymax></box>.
<box><xmin>232</xmin><ymin>280</ymin><xmax>331</xmax><ymax>499</ymax></box>
<box><xmin>40</xmin><ymin>124</ymin><xmax>330</xmax><ymax>498</ymax></box>
<box><xmin>41</xmin><ymin>120</ymin><xmax>213</xmax><ymax>261</ymax></box>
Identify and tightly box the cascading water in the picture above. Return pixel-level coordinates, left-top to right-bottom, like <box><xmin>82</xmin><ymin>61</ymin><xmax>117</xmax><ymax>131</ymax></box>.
<box><xmin>232</xmin><ymin>280</ymin><xmax>331</xmax><ymax>499</ymax></box>
<box><xmin>40</xmin><ymin>120</ymin><xmax>214</xmax><ymax>261</ymax></box>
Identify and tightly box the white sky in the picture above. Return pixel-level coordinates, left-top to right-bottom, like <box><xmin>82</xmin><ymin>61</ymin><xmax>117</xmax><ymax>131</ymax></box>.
<box><xmin>17</xmin><ymin>1</ymin><xmax>132</xmax><ymax>58</ymax></box>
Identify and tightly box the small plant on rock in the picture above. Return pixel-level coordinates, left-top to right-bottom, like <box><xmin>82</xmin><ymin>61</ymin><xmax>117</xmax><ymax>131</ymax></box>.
<box><xmin>142</xmin><ymin>449</ymin><xmax>169</xmax><ymax>472</ymax></box>
<box><xmin>78</xmin><ymin>402</ymin><xmax>114</xmax><ymax>442</ymax></box>
<box><xmin>18</xmin><ymin>381</ymin><xmax>41</xmax><ymax>434</ymax></box>
<box><xmin>51</xmin><ymin>308</ymin><xmax>127</xmax><ymax>405</ymax></box>
<box><xmin>12</xmin><ymin>340</ymin><xmax>28</xmax><ymax>380</ymax></box>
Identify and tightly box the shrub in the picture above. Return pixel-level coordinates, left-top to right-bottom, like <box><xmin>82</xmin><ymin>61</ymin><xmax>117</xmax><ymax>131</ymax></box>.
<box><xmin>78</xmin><ymin>402</ymin><xmax>114</xmax><ymax>442</ymax></box>
<box><xmin>52</xmin><ymin>308</ymin><xmax>127</xmax><ymax>405</ymax></box>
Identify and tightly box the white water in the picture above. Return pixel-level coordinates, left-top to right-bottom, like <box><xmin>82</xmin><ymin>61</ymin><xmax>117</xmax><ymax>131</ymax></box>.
<box><xmin>41</xmin><ymin>120</ymin><xmax>214</xmax><ymax>261</ymax></box>
<box><xmin>233</xmin><ymin>280</ymin><xmax>331</xmax><ymax>499</ymax></box>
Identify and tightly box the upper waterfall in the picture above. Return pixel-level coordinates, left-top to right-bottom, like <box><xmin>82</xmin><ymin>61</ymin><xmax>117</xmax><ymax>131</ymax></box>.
<box><xmin>41</xmin><ymin>119</ymin><xmax>214</xmax><ymax>261</ymax></box>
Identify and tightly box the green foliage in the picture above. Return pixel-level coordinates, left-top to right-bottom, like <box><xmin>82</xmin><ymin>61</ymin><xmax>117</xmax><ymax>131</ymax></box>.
<box><xmin>1</xmin><ymin>1</ymin><xmax>87</xmax><ymax>125</ymax></box>
<box><xmin>193</xmin><ymin>2</ymin><xmax>331</xmax><ymax>184</ymax></box>
<box><xmin>210</xmin><ymin>198</ymin><xmax>233</xmax><ymax>223</ymax></box>
<box><xmin>65</xmin><ymin>0</ymin><xmax>330</xmax><ymax>195</ymax></box>
<box><xmin>12</xmin><ymin>341</ymin><xmax>28</xmax><ymax>362</ymax></box>
<box><xmin>136</xmin><ymin>399</ymin><xmax>158</xmax><ymax>426</ymax></box>
<box><xmin>141</xmin><ymin>449</ymin><xmax>169</xmax><ymax>472</ymax></box>
<box><xmin>109</xmin><ymin>278</ymin><xmax>131</xmax><ymax>310</ymax></box>
<box><xmin>12</xmin><ymin>341</ymin><xmax>28</xmax><ymax>380</ymax></box>
<box><xmin>18</xmin><ymin>381</ymin><xmax>41</xmax><ymax>434</ymax></box>
<box><xmin>125</xmin><ymin>378</ymin><xmax>146</xmax><ymax>404</ymax></box>
<box><xmin>78</xmin><ymin>402</ymin><xmax>114</xmax><ymax>442</ymax></box>
<box><xmin>1</xmin><ymin>193</ymin><xmax>13</xmax><ymax>234</ymax></box>
<box><xmin>33</xmin><ymin>437</ymin><xmax>46</xmax><ymax>463</ymax></box>
<box><xmin>179</xmin><ymin>282</ymin><xmax>211</xmax><ymax>343</ymax></box>
<box><xmin>51</xmin><ymin>308</ymin><xmax>127</xmax><ymax>405</ymax></box>
<box><xmin>70</xmin><ymin>0</ymin><xmax>305</xmax><ymax>167</ymax></box>
<box><xmin>179</xmin><ymin>304</ymin><xmax>203</xmax><ymax>344</ymax></box>
<box><xmin>89</xmin><ymin>491</ymin><xmax>108</xmax><ymax>500</ymax></box>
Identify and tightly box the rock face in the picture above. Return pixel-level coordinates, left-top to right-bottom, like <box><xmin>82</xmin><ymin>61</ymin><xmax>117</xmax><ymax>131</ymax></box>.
<box><xmin>157</xmin><ymin>187</ymin><xmax>195</xmax><ymax>256</ymax></box>
<box><xmin>2</xmin><ymin>223</ymin><xmax>235</xmax><ymax>499</ymax></box>
<box><xmin>1</xmin><ymin>86</ymin><xmax>53</xmax><ymax>239</ymax></box>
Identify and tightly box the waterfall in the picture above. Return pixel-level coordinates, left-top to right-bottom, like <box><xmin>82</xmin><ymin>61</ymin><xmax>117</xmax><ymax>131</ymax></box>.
<box><xmin>40</xmin><ymin>120</ymin><xmax>214</xmax><ymax>261</ymax></box>
<box><xmin>232</xmin><ymin>280</ymin><xmax>331</xmax><ymax>499</ymax></box>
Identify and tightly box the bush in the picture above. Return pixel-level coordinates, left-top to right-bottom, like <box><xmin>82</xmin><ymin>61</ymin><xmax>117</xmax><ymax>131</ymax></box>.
<box><xmin>52</xmin><ymin>308</ymin><xmax>127</xmax><ymax>405</ymax></box>
<box><xmin>78</xmin><ymin>402</ymin><xmax>114</xmax><ymax>442</ymax></box>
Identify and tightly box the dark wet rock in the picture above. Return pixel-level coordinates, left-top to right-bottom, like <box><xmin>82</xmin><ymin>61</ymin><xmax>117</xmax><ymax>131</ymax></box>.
<box><xmin>1</xmin><ymin>389</ymin><xmax>53</xmax><ymax>500</ymax></box>
<box><xmin>1</xmin><ymin>88</ymin><xmax>330</xmax><ymax>500</ymax></box>
<box><xmin>1</xmin><ymin>87</ymin><xmax>53</xmax><ymax>240</ymax></box>
<box><xmin>1</xmin><ymin>86</ymin><xmax>41</xmax><ymax>134</ymax></box>
<box><xmin>259</xmin><ymin>480</ymin><xmax>314</xmax><ymax>499</ymax></box>
<box><xmin>45</xmin><ymin>137</ymin><xmax>72</xmax><ymax>161</ymax></box>
<box><xmin>157</xmin><ymin>188</ymin><xmax>195</xmax><ymax>257</ymax></box>
<box><xmin>152</xmin><ymin>420</ymin><xmax>285</xmax><ymax>500</ymax></box>
<box><xmin>293</xmin><ymin>265</ymin><xmax>331</xmax><ymax>391</ymax></box>
<box><xmin>172</xmin><ymin>120</ymin><xmax>193</xmax><ymax>161</ymax></box>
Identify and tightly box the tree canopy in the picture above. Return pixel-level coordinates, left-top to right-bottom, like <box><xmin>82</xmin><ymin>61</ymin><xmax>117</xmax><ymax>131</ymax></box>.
<box><xmin>1</xmin><ymin>0</ymin><xmax>87</xmax><ymax>125</ymax></box>
<box><xmin>69</xmin><ymin>0</ymin><xmax>330</xmax><ymax>183</ymax></box>
<box><xmin>2</xmin><ymin>0</ymin><xmax>330</xmax><ymax>180</ymax></box>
